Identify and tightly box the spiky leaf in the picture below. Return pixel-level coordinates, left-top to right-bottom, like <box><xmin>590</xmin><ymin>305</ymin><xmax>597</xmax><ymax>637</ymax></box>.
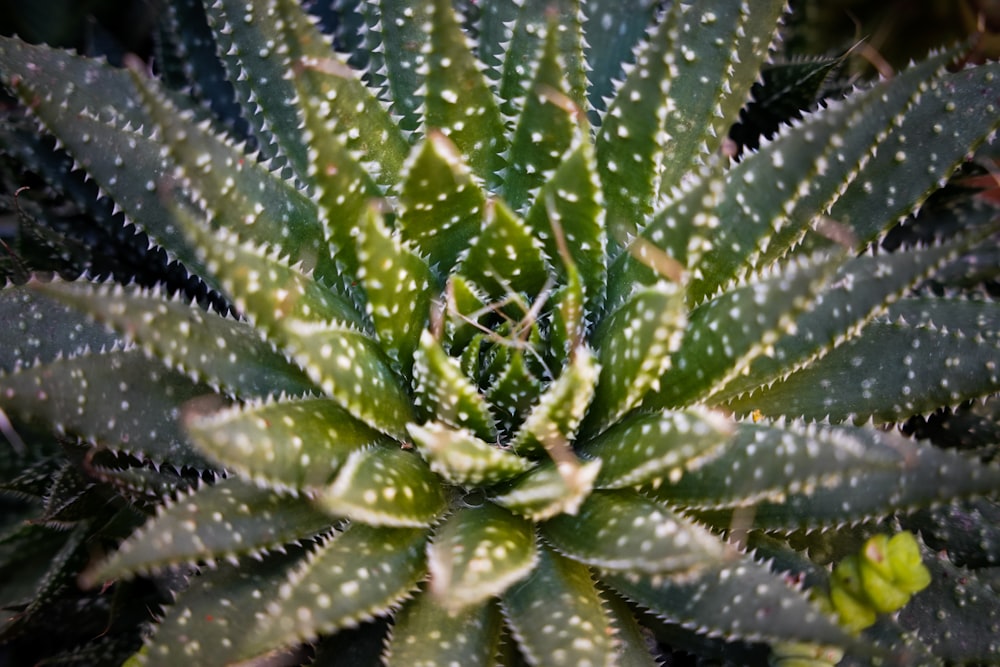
<box><xmin>185</xmin><ymin>397</ymin><xmax>382</xmax><ymax>490</ymax></box>
<box><xmin>87</xmin><ymin>477</ymin><xmax>332</xmax><ymax>583</ymax></box>
<box><xmin>541</xmin><ymin>490</ymin><xmax>726</xmax><ymax>573</ymax></box>
<box><xmin>247</xmin><ymin>524</ymin><xmax>428</xmax><ymax>656</ymax></box>
<box><xmin>501</xmin><ymin>547</ymin><xmax>616</xmax><ymax>667</ymax></box>
<box><xmin>427</xmin><ymin>502</ymin><xmax>537</xmax><ymax>611</ymax></box>
<box><xmin>407</xmin><ymin>421</ymin><xmax>533</xmax><ymax>487</ymax></box>
<box><xmin>385</xmin><ymin>592</ymin><xmax>502</xmax><ymax>667</ymax></box>
<box><xmin>314</xmin><ymin>445</ymin><xmax>447</xmax><ymax>527</ymax></box>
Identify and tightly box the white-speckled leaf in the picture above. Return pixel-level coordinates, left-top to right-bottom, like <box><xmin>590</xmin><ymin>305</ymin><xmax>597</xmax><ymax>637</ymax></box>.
<box><xmin>735</xmin><ymin>299</ymin><xmax>1000</xmax><ymax>424</ymax></box>
<box><xmin>137</xmin><ymin>547</ymin><xmax>310</xmax><ymax>667</ymax></box>
<box><xmin>281</xmin><ymin>319</ymin><xmax>415</xmax><ymax>440</ymax></box>
<box><xmin>87</xmin><ymin>477</ymin><xmax>332</xmax><ymax>584</ymax></box>
<box><xmin>504</xmin><ymin>17</ymin><xmax>579</xmax><ymax>211</ymax></box>
<box><xmin>501</xmin><ymin>546</ymin><xmax>615</xmax><ymax>667</ymax></box>
<box><xmin>385</xmin><ymin>591</ymin><xmax>502</xmax><ymax>667</ymax></box>
<box><xmin>421</xmin><ymin>0</ymin><xmax>506</xmax><ymax>187</ymax></box>
<box><xmin>397</xmin><ymin>133</ymin><xmax>487</xmax><ymax>275</ymax></box>
<box><xmin>585</xmin><ymin>282</ymin><xmax>685</xmax><ymax>434</ymax></box>
<box><xmin>645</xmin><ymin>252</ymin><xmax>839</xmax><ymax>411</ymax></box>
<box><xmin>407</xmin><ymin>421</ymin><xmax>533</xmax><ymax>487</ymax></box>
<box><xmin>314</xmin><ymin>445</ymin><xmax>447</xmax><ymax>527</ymax></box>
<box><xmin>512</xmin><ymin>346</ymin><xmax>599</xmax><ymax>457</ymax></box>
<box><xmin>579</xmin><ymin>408</ymin><xmax>733</xmax><ymax>490</ymax></box>
<box><xmin>650</xmin><ymin>422</ymin><xmax>883</xmax><ymax>511</ymax></box>
<box><xmin>458</xmin><ymin>198</ymin><xmax>550</xmax><ymax>302</ymax></box>
<box><xmin>31</xmin><ymin>279</ymin><xmax>315</xmax><ymax>398</ymax></box>
<box><xmin>694</xmin><ymin>426</ymin><xmax>1000</xmax><ymax>531</ymax></box>
<box><xmin>0</xmin><ymin>347</ymin><xmax>211</xmax><ymax>468</ymax></box>
<box><xmin>603</xmin><ymin>555</ymin><xmax>853</xmax><ymax>649</ymax></box>
<box><xmin>0</xmin><ymin>280</ymin><xmax>121</xmax><ymax>371</ymax></box>
<box><xmin>358</xmin><ymin>206</ymin><xmax>439</xmax><ymax>374</ymax></box>
<box><xmin>427</xmin><ymin>502</ymin><xmax>537</xmax><ymax>611</ymax></box>
<box><xmin>490</xmin><ymin>458</ymin><xmax>602</xmax><ymax>522</ymax></box>
<box><xmin>247</xmin><ymin>524</ymin><xmax>428</xmax><ymax>655</ymax></box>
<box><xmin>185</xmin><ymin>396</ymin><xmax>383</xmax><ymax>490</ymax></box>
<box><xmin>541</xmin><ymin>490</ymin><xmax>726</xmax><ymax>573</ymax></box>
<box><xmin>413</xmin><ymin>330</ymin><xmax>497</xmax><ymax>441</ymax></box>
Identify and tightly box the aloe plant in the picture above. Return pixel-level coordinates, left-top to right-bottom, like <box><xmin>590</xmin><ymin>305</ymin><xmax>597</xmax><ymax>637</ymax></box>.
<box><xmin>1</xmin><ymin>1</ymin><xmax>1000</xmax><ymax>665</ymax></box>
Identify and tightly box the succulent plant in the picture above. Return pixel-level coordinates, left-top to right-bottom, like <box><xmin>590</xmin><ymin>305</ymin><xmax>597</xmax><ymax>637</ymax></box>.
<box><xmin>1</xmin><ymin>0</ymin><xmax>1000</xmax><ymax>665</ymax></box>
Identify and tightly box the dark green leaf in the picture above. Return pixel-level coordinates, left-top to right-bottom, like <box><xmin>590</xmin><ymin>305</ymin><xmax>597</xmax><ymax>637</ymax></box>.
<box><xmin>542</xmin><ymin>490</ymin><xmax>726</xmax><ymax>573</ymax></box>
<box><xmin>315</xmin><ymin>445</ymin><xmax>447</xmax><ymax>527</ymax></box>
<box><xmin>87</xmin><ymin>477</ymin><xmax>332</xmax><ymax>583</ymax></box>
<box><xmin>501</xmin><ymin>547</ymin><xmax>615</xmax><ymax>667</ymax></box>
<box><xmin>427</xmin><ymin>503</ymin><xmax>537</xmax><ymax>611</ymax></box>
<box><xmin>386</xmin><ymin>592</ymin><xmax>502</xmax><ymax>667</ymax></box>
<box><xmin>247</xmin><ymin>524</ymin><xmax>428</xmax><ymax>657</ymax></box>
<box><xmin>186</xmin><ymin>396</ymin><xmax>382</xmax><ymax>490</ymax></box>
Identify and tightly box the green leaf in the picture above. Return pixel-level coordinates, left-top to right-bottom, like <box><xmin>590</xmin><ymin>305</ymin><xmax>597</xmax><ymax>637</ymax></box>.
<box><xmin>0</xmin><ymin>280</ymin><xmax>120</xmax><ymax>371</ymax></box>
<box><xmin>489</xmin><ymin>458</ymin><xmax>602</xmax><ymax>522</ymax></box>
<box><xmin>136</xmin><ymin>547</ymin><xmax>310</xmax><ymax>667</ymax></box>
<box><xmin>524</xmin><ymin>136</ymin><xmax>606</xmax><ymax>315</ymax></box>
<box><xmin>485</xmin><ymin>351</ymin><xmax>544</xmax><ymax>437</ymax></box>
<box><xmin>512</xmin><ymin>346</ymin><xmax>599</xmax><ymax>457</ymax></box>
<box><xmin>687</xmin><ymin>52</ymin><xmax>992</xmax><ymax>303</ymax></box>
<box><xmin>581</xmin><ymin>0</ymin><xmax>658</xmax><ymax>115</ymax></box>
<box><xmin>86</xmin><ymin>477</ymin><xmax>332</xmax><ymax>584</ymax></box>
<box><xmin>358</xmin><ymin>206</ymin><xmax>438</xmax><ymax>374</ymax></box>
<box><xmin>585</xmin><ymin>282</ymin><xmax>685</xmax><ymax>433</ymax></box>
<box><xmin>501</xmin><ymin>547</ymin><xmax>615</xmax><ymax>667</ymax></box>
<box><xmin>32</xmin><ymin>279</ymin><xmax>315</xmax><ymax>398</ymax></box>
<box><xmin>0</xmin><ymin>36</ymin><xmax>148</xmax><ymax>129</ymax></box>
<box><xmin>595</xmin><ymin>0</ymin><xmax>785</xmax><ymax>244</ymax></box>
<box><xmin>655</xmin><ymin>0</ymin><xmax>785</xmax><ymax>188</ymax></box>
<box><xmin>458</xmin><ymin>199</ymin><xmax>550</xmax><ymax>302</ymax></box>
<box><xmin>734</xmin><ymin>300</ymin><xmax>1000</xmax><ymax>423</ymax></box>
<box><xmin>497</xmin><ymin>0</ymin><xmax>587</xmax><ymax>118</ymax></box>
<box><xmin>170</xmin><ymin>198</ymin><xmax>361</xmax><ymax>332</ymax></box>
<box><xmin>427</xmin><ymin>502</ymin><xmax>537</xmax><ymax>611</ymax></box>
<box><xmin>0</xmin><ymin>347</ymin><xmax>211</xmax><ymax>468</ymax></box>
<box><xmin>407</xmin><ymin>421</ymin><xmax>533</xmax><ymax>487</ymax></box>
<box><xmin>386</xmin><ymin>592</ymin><xmax>502</xmax><ymax>667</ymax></box>
<box><xmin>0</xmin><ymin>39</ymin><xmax>209</xmax><ymax>278</ymax></box>
<box><xmin>578</xmin><ymin>408</ymin><xmax>733</xmax><ymax>490</ymax></box>
<box><xmin>280</xmin><ymin>319</ymin><xmax>416</xmax><ymax>440</ymax></box>
<box><xmin>604</xmin><ymin>555</ymin><xmax>853</xmax><ymax>650</ymax></box>
<box><xmin>713</xmin><ymin>233</ymin><xmax>995</xmax><ymax>402</ymax></box>
<box><xmin>604</xmin><ymin>162</ymin><xmax>724</xmax><ymax>308</ymax></box>
<box><xmin>272</xmin><ymin>0</ymin><xmax>409</xmax><ymax>186</ymax></box>
<box><xmin>503</xmin><ymin>17</ymin><xmax>580</xmax><ymax>211</ymax></box>
<box><xmin>443</xmin><ymin>274</ymin><xmax>490</xmax><ymax>352</ymax></box>
<box><xmin>592</xmin><ymin>7</ymin><xmax>677</xmax><ymax>244</ymax></box>
<box><xmin>413</xmin><ymin>330</ymin><xmax>497</xmax><ymax>441</ymax></box>
<box><xmin>698</xmin><ymin>428</ymin><xmax>1000</xmax><ymax>531</ymax></box>
<box><xmin>248</xmin><ymin>524</ymin><xmax>428</xmax><ymax>656</ymax></box>
<box><xmin>541</xmin><ymin>490</ymin><xmax>726</xmax><ymax>573</ymax></box>
<box><xmin>829</xmin><ymin>62</ymin><xmax>1000</xmax><ymax>247</ymax></box>
<box><xmin>185</xmin><ymin>396</ymin><xmax>383</xmax><ymax>491</ymax></box>
<box><xmin>203</xmin><ymin>0</ymin><xmax>310</xmax><ymax>178</ymax></box>
<box><xmin>398</xmin><ymin>133</ymin><xmax>487</xmax><ymax>275</ymax></box>
<box><xmin>314</xmin><ymin>445</ymin><xmax>446</xmax><ymax>527</ymax></box>
<box><xmin>365</xmin><ymin>0</ymin><xmax>429</xmax><ymax>133</ymax></box>
<box><xmin>645</xmin><ymin>252</ymin><xmax>839</xmax><ymax>411</ymax></box>
<box><xmin>422</xmin><ymin>0</ymin><xmax>506</xmax><ymax>186</ymax></box>
<box><xmin>651</xmin><ymin>422</ymin><xmax>882</xmax><ymax>511</ymax></box>
<box><xmin>129</xmin><ymin>69</ymin><xmax>331</xmax><ymax>280</ymax></box>
<box><xmin>171</xmin><ymin>201</ymin><xmax>414</xmax><ymax>437</ymax></box>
